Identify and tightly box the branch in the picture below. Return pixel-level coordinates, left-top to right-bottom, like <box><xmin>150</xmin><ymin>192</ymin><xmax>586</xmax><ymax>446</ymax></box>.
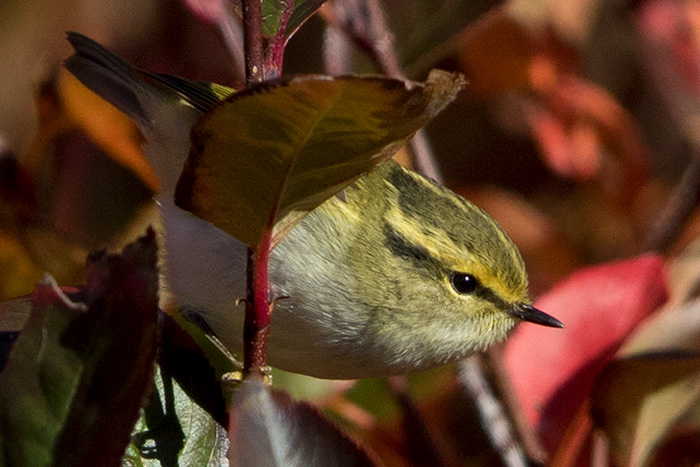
<box><xmin>322</xmin><ymin>3</ymin><xmax>539</xmax><ymax>464</ymax></box>
<box><xmin>217</xmin><ymin>8</ymin><xmax>246</xmax><ymax>80</ymax></box>
<box><xmin>484</xmin><ymin>347</ymin><xmax>548</xmax><ymax>463</ymax></box>
<box><xmin>643</xmin><ymin>148</ymin><xmax>700</xmax><ymax>253</ymax></box>
<box><xmin>241</xmin><ymin>0</ymin><xmax>269</xmax><ymax>380</ymax></box>
<box><xmin>242</xmin><ymin>0</ymin><xmax>264</xmax><ymax>84</ymax></box>
<box><xmin>458</xmin><ymin>357</ymin><xmax>530</xmax><ymax>467</ymax></box>
<box><xmin>243</xmin><ymin>235</ymin><xmax>272</xmax><ymax>379</ymax></box>
<box><xmin>321</xmin><ymin>0</ymin><xmax>442</xmax><ymax>179</ymax></box>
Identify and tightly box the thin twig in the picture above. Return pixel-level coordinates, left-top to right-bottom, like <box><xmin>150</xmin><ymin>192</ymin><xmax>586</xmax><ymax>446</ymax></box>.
<box><xmin>590</xmin><ymin>430</ymin><xmax>610</xmax><ymax>467</ymax></box>
<box><xmin>323</xmin><ymin>16</ymin><xmax>353</xmax><ymax>75</ymax></box>
<box><xmin>485</xmin><ymin>347</ymin><xmax>548</xmax><ymax>463</ymax></box>
<box><xmin>243</xmin><ymin>220</ymin><xmax>274</xmax><ymax>379</ymax></box>
<box><xmin>322</xmin><ymin>3</ymin><xmax>535</xmax><ymax>466</ymax></box>
<box><xmin>217</xmin><ymin>7</ymin><xmax>246</xmax><ymax>80</ymax></box>
<box><xmin>319</xmin><ymin>1</ymin><xmax>376</xmax><ymax>65</ymax></box>
<box><xmin>242</xmin><ymin>0</ymin><xmax>264</xmax><ymax>84</ymax></box>
<box><xmin>458</xmin><ymin>357</ymin><xmax>529</xmax><ymax>467</ymax></box>
<box><xmin>643</xmin><ymin>151</ymin><xmax>700</xmax><ymax>253</ymax></box>
<box><xmin>364</xmin><ymin>0</ymin><xmax>402</xmax><ymax>77</ymax></box>
<box><xmin>322</xmin><ymin>0</ymin><xmax>443</xmax><ymax>181</ymax></box>
<box><xmin>363</xmin><ymin>0</ymin><xmax>442</xmax><ymax>179</ymax></box>
<box><xmin>243</xmin><ymin>241</ymin><xmax>272</xmax><ymax>378</ymax></box>
<box><xmin>409</xmin><ymin>131</ymin><xmax>443</xmax><ymax>182</ymax></box>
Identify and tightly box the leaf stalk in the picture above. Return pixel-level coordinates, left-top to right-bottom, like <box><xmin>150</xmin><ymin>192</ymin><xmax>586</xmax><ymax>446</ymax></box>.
<box><xmin>266</xmin><ymin>0</ymin><xmax>296</xmax><ymax>78</ymax></box>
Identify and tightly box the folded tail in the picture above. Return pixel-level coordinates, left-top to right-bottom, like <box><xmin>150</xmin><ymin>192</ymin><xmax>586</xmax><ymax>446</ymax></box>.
<box><xmin>64</xmin><ymin>32</ymin><xmax>152</xmax><ymax>126</ymax></box>
<box><xmin>65</xmin><ymin>32</ymin><xmax>235</xmax><ymax>120</ymax></box>
<box><xmin>64</xmin><ymin>32</ymin><xmax>236</xmax><ymax>192</ymax></box>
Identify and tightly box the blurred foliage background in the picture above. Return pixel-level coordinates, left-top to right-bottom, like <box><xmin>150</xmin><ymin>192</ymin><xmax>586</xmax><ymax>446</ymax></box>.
<box><xmin>3</xmin><ymin>0</ymin><xmax>700</xmax><ymax>465</ymax></box>
<box><xmin>3</xmin><ymin>0</ymin><xmax>697</xmax><ymax>300</ymax></box>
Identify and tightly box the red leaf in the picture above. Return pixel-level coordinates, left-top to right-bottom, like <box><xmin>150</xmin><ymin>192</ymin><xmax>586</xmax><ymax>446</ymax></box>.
<box><xmin>503</xmin><ymin>255</ymin><xmax>668</xmax><ymax>454</ymax></box>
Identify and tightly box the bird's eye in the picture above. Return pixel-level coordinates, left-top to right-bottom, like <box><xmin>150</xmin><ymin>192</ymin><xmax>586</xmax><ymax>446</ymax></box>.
<box><xmin>450</xmin><ymin>273</ymin><xmax>479</xmax><ymax>295</ymax></box>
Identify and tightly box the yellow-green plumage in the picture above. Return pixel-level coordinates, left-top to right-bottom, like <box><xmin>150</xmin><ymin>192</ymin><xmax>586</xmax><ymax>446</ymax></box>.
<box><xmin>64</xmin><ymin>32</ymin><xmax>562</xmax><ymax>379</ymax></box>
<box><xmin>265</xmin><ymin>161</ymin><xmax>531</xmax><ymax>377</ymax></box>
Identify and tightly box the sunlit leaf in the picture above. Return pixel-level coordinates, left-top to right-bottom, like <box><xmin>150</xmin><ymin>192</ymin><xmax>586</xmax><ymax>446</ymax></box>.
<box><xmin>176</xmin><ymin>70</ymin><xmax>464</xmax><ymax>247</ymax></box>
<box><xmin>592</xmin><ymin>353</ymin><xmax>700</xmax><ymax>467</ymax></box>
<box><xmin>125</xmin><ymin>366</ymin><xmax>229</xmax><ymax>466</ymax></box>
<box><xmin>663</xmin><ymin>233</ymin><xmax>700</xmax><ymax>308</ymax></box>
<box><xmin>38</xmin><ymin>69</ymin><xmax>155</xmax><ymax>248</ymax></box>
<box><xmin>229</xmin><ymin>380</ymin><xmax>377</xmax><ymax>466</ymax></box>
<box><xmin>58</xmin><ymin>70</ymin><xmax>158</xmax><ymax>192</ymax></box>
<box><xmin>160</xmin><ymin>311</ymin><xmax>241</xmax><ymax>426</ymax></box>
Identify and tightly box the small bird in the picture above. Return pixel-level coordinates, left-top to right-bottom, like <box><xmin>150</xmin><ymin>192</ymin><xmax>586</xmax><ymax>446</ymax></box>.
<box><xmin>64</xmin><ymin>33</ymin><xmax>563</xmax><ymax>379</ymax></box>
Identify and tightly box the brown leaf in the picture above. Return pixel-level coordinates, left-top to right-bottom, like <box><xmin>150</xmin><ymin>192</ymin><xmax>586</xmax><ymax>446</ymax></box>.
<box><xmin>176</xmin><ymin>70</ymin><xmax>464</xmax><ymax>248</ymax></box>
<box><xmin>53</xmin><ymin>230</ymin><xmax>160</xmax><ymax>466</ymax></box>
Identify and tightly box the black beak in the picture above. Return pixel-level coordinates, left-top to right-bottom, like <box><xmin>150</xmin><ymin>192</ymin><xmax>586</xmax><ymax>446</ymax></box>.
<box><xmin>507</xmin><ymin>303</ymin><xmax>564</xmax><ymax>328</ymax></box>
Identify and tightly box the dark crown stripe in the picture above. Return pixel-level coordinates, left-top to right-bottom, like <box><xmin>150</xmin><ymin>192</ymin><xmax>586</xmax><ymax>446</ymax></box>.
<box><xmin>383</xmin><ymin>222</ymin><xmax>436</xmax><ymax>266</ymax></box>
<box><xmin>383</xmin><ymin>222</ymin><xmax>508</xmax><ymax>307</ymax></box>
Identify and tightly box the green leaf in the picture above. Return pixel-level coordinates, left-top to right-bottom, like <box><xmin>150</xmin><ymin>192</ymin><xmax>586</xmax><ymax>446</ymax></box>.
<box><xmin>261</xmin><ymin>0</ymin><xmax>327</xmax><ymax>40</ymax></box>
<box><xmin>175</xmin><ymin>70</ymin><xmax>464</xmax><ymax>248</ymax></box>
<box><xmin>0</xmin><ymin>230</ymin><xmax>160</xmax><ymax>467</ymax></box>
<box><xmin>160</xmin><ymin>311</ymin><xmax>241</xmax><ymax>426</ymax></box>
<box><xmin>229</xmin><ymin>381</ymin><xmax>377</xmax><ymax>466</ymax></box>
<box><xmin>125</xmin><ymin>367</ymin><xmax>229</xmax><ymax>467</ymax></box>
<box><xmin>394</xmin><ymin>0</ymin><xmax>492</xmax><ymax>75</ymax></box>
<box><xmin>0</xmin><ymin>277</ymin><xmax>85</xmax><ymax>467</ymax></box>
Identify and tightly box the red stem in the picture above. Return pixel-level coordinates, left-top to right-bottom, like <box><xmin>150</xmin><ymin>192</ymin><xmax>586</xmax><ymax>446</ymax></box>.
<box><xmin>266</xmin><ymin>0</ymin><xmax>295</xmax><ymax>78</ymax></box>
<box><xmin>243</xmin><ymin>227</ymin><xmax>273</xmax><ymax>378</ymax></box>
<box><xmin>241</xmin><ymin>0</ymin><xmax>269</xmax><ymax>380</ymax></box>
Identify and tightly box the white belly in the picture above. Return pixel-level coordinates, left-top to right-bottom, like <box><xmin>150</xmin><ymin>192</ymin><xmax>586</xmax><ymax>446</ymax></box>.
<box><xmin>159</xmin><ymin>197</ymin><xmax>375</xmax><ymax>378</ymax></box>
